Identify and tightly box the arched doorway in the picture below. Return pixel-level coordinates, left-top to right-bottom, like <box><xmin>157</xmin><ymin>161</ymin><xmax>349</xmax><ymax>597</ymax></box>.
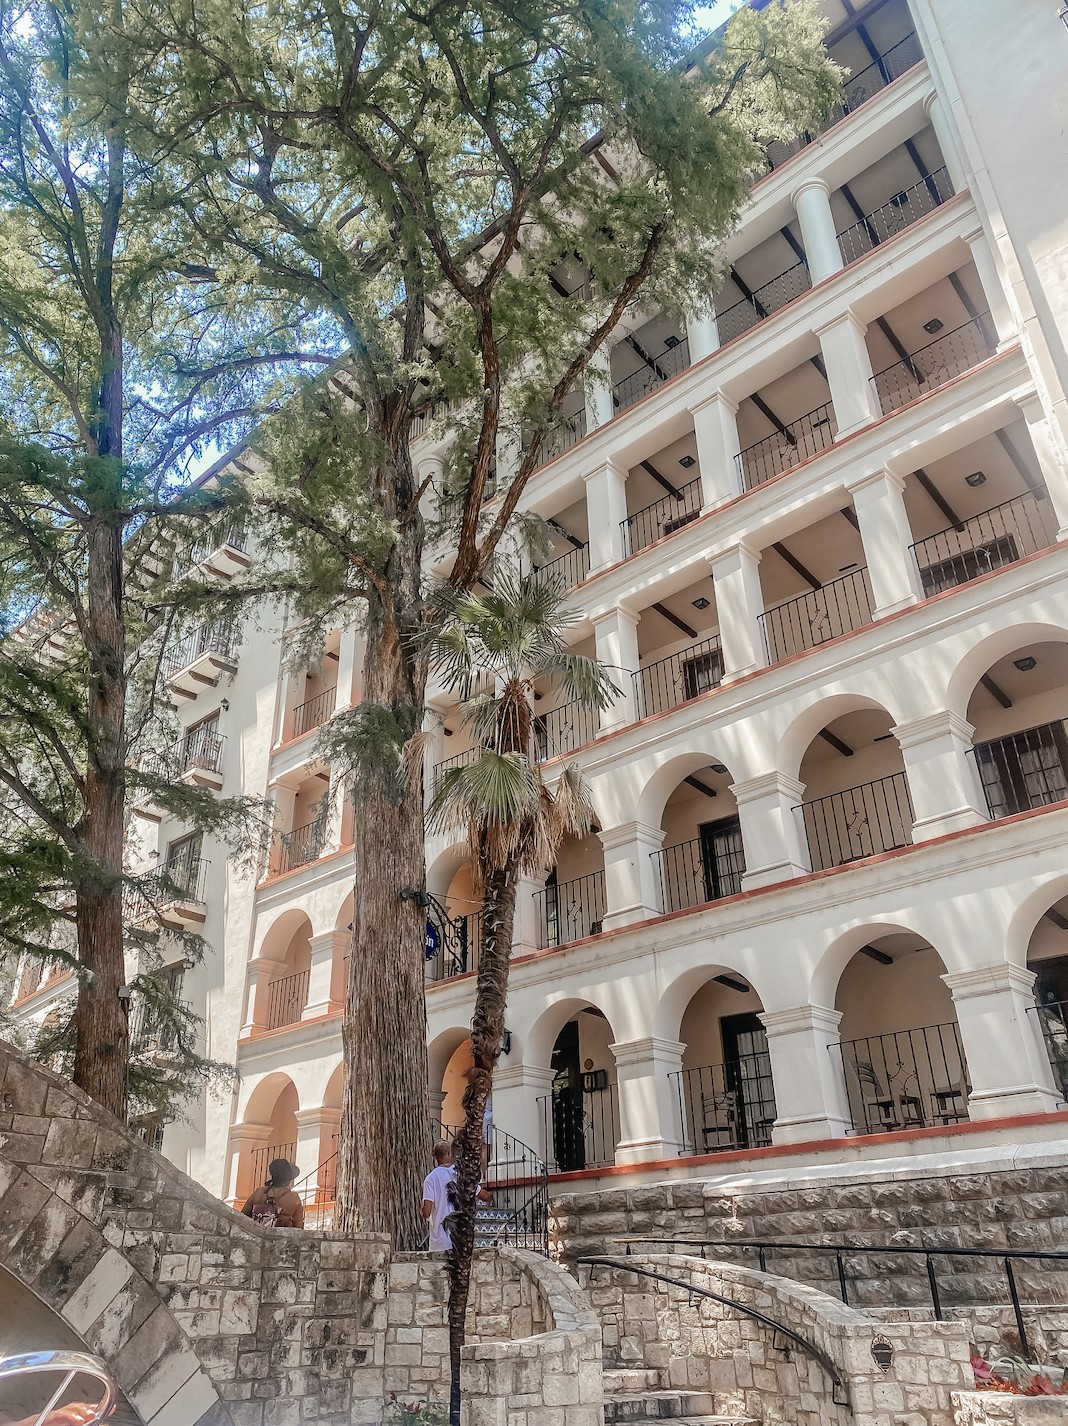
<box><xmin>834</xmin><ymin>932</ymin><xmax>966</xmax><ymax>1134</ymax></box>
<box><xmin>544</xmin><ymin>1005</ymin><xmax>619</xmax><ymax>1171</ymax></box>
<box><xmin>674</xmin><ymin>971</ymin><xmax>773</xmax><ymax>1154</ymax></box>
<box><xmin>966</xmin><ymin>639</ymin><xmax>1068</xmax><ymax>820</ymax></box>
<box><xmin>255</xmin><ymin>910</ymin><xmax>313</xmax><ymax>1030</ymax></box>
<box><xmin>235</xmin><ymin>1075</ymin><xmax>300</xmax><ymax>1200</ymax></box>
<box><xmin>1025</xmin><ymin>887</ymin><xmax>1068</xmax><ymax>1101</ymax></box>
<box><xmin>657</xmin><ymin>762</ymin><xmax>744</xmax><ymax>912</ymax></box>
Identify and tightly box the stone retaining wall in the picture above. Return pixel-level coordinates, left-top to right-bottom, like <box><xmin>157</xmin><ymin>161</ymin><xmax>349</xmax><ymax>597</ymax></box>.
<box><xmin>577</xmin><ymin>1253</ymin><xmax>974</xmax><ymax>1426</ymax></box>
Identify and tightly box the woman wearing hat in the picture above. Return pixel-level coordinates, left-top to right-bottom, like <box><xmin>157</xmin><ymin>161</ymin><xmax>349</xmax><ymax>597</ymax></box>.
<box><xmin>240</xmin><ymin>1157</ymin><xmax>305</xmax><ymax>1228</ymax></box>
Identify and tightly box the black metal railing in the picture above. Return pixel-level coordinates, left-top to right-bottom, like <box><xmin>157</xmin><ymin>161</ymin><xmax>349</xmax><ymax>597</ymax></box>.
<box><xmin>652</xmin><ymin>836</ymin><xmax>745</xmax><ymax>914</ymax></box>
<box><xmin>529</xmin><ymin>409</ymin><xmax>588</xmax><ymax>468</ymax></box>
<box><xmin>716</xmin><ymin>260</ymin><xmax>811</xmax><ymax>345</ymax></box>
<box><xmin>425</xmin><ymin>907</ymin><xmax>482</xmax><ymax>984</ymax></box>
<box><xmin>534</xmin><ymin>699</ymin><xmax>599</xmax><ymax>760</ymax></box>
<box><xmin>671</xmin><ymin>1056</ymin><xmax>777</xmax><ymax>1156</ymax></box>
<box><xmin>292</xmin><ymin>1134</ymin><xmax>340</xmax><ymax>1211</ymax></box>
<box><xmin>797</xmin><ymin>771</ymin><xmax>914</xmax><ymax>871</ymax></box>
<box><xmin>1031</xmin><ymin>1000</ymin><xmax>1068</xmax><ymax>1102</ymax></box>
<box><xmin>577</xmin><ymin>1255</ymin><xmax>847</xmax><ymax>1404</ymax></box>
<box><xmin>249</xmin><ymin>1141</ymin><xmax>298</xmax><ymax>1190</ymax></box>
<box><xmin>613</xmin><ymin>335</ymin><xmax>691</xmax><ymax>412</ymax></box>
<box><xmin>409</xmin><ymin>393</ymin><xmax>465</xmax><ymax>441</ymax></box>
<box><xmin>181</xmin><ymin>723</ymin><xmax>225</xmax><ymax>775</ymax></box>
<box><xmin>633</xmin><ymin>636</ymin><xmax>723</xmax><ymax>719</ymax></box>
<box><xmin>291</xmin><ymin>686</ymin><xmax>336</xmax><ymax>739</ymax></box>
<box><xmin>531</xmin><ymin>541</ymin><xmax>591</xmax><ymax>591</ymax></box>
<box><xmin>428</xmin><ymin>1122</ymin><xmax>550</xmax><ymax>1254</ymax></box>
<box><xmin>762</xmin><ymin>31</ymin><xmax>924</xmax><ymax>171</ymax></box>
<box><xmin>836</xmin><ymin>167</ymin><xmax>954</xmax><ymax>266</ymax></box>
<box><xmin>870</xmin><ymin>314</ymin><xmax>994</xmax><ymax>417</ymax></box>
<box><xmin>621</xmin><ymin>477</ymin><xmax>703</xmax><ymax>557</ymax></box>
<box><xmin>125</xmin><ymin>853</ymin><xmax>209</xmax><ymax>921</ymax></box>
<box><xmin>534</xmin><ymin>870</ymin><xmax>606</xmax><ymax>948</ymax></box>
<box><xmin>431</xmin><ymin>744</ymin><xmax>482</xmax><ymax>796</ymax></box>
<box><xmin>911</xmin><ymin>491</ymin><xmax>1058</xmax><ymax>597</ymax></box>
<box><xmin>539</xmin><ymin>1078</ymin><xmax>620</xmax><ymax>1171</ymax></box>
<box><xmin>972</xmin><ymin>719</ymin><xmax>1068</xmax><ymax>821</ymax></box>
<box><xmin>264</xmin><ymin>969</ymin><xmax>310</xmax><ymax>1031</ymax></box>
<box><xmin>838</xmin><ymin>1022</ymin><xmax>969</xmax><ymax>1135</ymax></box>
<box><xmin>185</xmin><ymin>520</ymin><xmax>248</xmax><ymax>571</ymax></box>
<box><xmin>760</xmin><ymin>568</ymin><xmax>875</xmax><ymax>664</ymax></box>
<box><xmin>612</xmin><ymin>1234</ymin><xmax>1068</xmax><ymax>1366</ymax></box>
<box><xmin>268</xmin><ymin>818</ymin><xmax>326</xmax><ymax>877</ymax></box>
<box><xmin>735</xmin><ymin>401</ymin><xmax>837</xmax><ymax>491</ymax></box>
<box><xmin>162</xmin><ymin>620</ymin><xmax>238</xmax><ymax>680</ymax></box>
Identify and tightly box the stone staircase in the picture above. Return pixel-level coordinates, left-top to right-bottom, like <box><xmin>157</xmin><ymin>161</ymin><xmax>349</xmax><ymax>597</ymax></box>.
<box><xmin>602</xmin><ymin>1369</ymin><xmax>760</xmax><ymax>1426</ymax></box>
<box><xmin>474</xmin><ymin>1201</ymin><xmax>543</xmax><ymax>1251</ymax></box>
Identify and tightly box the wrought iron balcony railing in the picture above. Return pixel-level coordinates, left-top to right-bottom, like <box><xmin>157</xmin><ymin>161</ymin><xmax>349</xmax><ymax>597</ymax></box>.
<box><xmin>651</xmin><ymin>832</ymin><xmax>745</xmax><ymax>915</ymax></box>
<box><xmin>431</xmin><ymin>744</ymin><xmax>482</xmax><ymax>796</ymax></box>
<box><xmin>162</xmin><ymin>619</ymin><xmax>238</xmax><ymax>680</ymax></box>
<box><xmin>534</xmin><ymin>699</ymin><xmax>599</xmax><ymax>761</ymax></box>
<box><xmin>292</xmin><ymin>686</ymin><xmax>336</xmax><ymax>740</ymax></box>
<box><xmin>141</xmin><ymin>724</ymin><xmax>225</xmax><ymax>781</ymax></box>
<box><xmin>249</xmin><ymin>1140</ymin><xmax>298</xmax><ymax>1187</ymax></box>
<box><xmin>763</xmin><ymin>32</ymin><xmax>925</xmax><ymax>171</ymax></box>
<box><xmin>268</xmin><ymin>818</ymin><xmax>326</xmax><ymax>877</ymax></box>
<box><xmin>671</xmin><ymin>1054</ymin><xmax>777</xmax><ymax>1156</ymax></box>
<box><xmin>836</xmin><ymin>167</ymin><xmax>954</xmax><ymax>266</ymax></box>
<box><xmin>425</xmin><ymin>908</ymin><xmax>482</xmax><ymax>983</ymax></box>
<box><xmin>538</xmin><ymin>1076</ymin><xmax>619</xmax><ymax>1171</ymax></box>
<box><xmin>837</xmin><ymin>1021</ymin><xmax>969</xmax><ymax>1134</ymax></box>
<box><xmin>796</xmin><ymin>771</ymin><xmax>914</xmax><ymax>872</ymax></box>
<box><xmin>633</xmin><ymin>636</ymin><xmax>723</xmax><ymax>720</ymax></box>
<box><xmin>185</xmin><ymin>520</ymin><xmax>248</xmax><ymax>572</ymax></box>
<box><xmin>534</xmin><ymin>870</ymin><xmax>606</xmax><ymax>948</ymax></box>
<box><xmin>124</xmin><ymin>854</ymin><xmax>209</xmax><ymax>922</ymax></box>
<box><xmin>869</xmin><ymin>314</ymin><xmax>994</xmax><ymax>417</ymax></box>
<box><xmin>265</xmin><ymin>968</ymin><xmax>310</xmax><ymax>1030</ymax></box>
<box><xmin>613</xmin><ymin>335</ymin><xmax>691</xmax><ymax>412</ymax></box>
<box><xmin>760</xmin><ymin>568</ymin><xmax>874</xmax><ymax>665</ymax></box>
<box><xmin>531</xmin><ymin>540</ymin><xmax>590</xmax><ymax>591</ymax></box>
<box><xmin>972</xmin><ymin>719</ymin><xmax>1068</xmax><ymax>821</ymax></box>
<box><xmin>910</xmin><ymin>490</ymin><xmax>1058</xmax><ymax>597</ymax></box>
<box><xmin>735</xmin><ymin>401</ymin><xmax>837</xmax><ymax>491</ymax></box>
<box><xmin>529</xmin><ymin>409</ymin><xmax>588</xmax><ymax>468</ymax></box>
<box><xmin>1031</xmin><ymin>1000</ymin><xmax>1068</xmax><ymax>1102</ymax></box>
<box><xmin>621</xmin><ymin>477</ymin><xmax>703</xmax><ymax>557</ymax></box>
<box><xmin>716</xmin><ymin>260</ymin><xmax>812</xmax><ymax>345</ymax></box>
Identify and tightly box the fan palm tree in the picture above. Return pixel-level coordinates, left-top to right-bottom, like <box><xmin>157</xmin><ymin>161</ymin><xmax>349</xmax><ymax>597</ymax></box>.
<box><xmin>427</xmin><ymin>567</ymin><xmax>617</xmax><ymax>1423</ymax></box>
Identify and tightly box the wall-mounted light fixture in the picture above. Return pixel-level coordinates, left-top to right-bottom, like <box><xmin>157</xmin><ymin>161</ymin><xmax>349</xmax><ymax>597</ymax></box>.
<box><xmin>964</xmin><ymin>471</ymin><xmax>987</xmax><ymax>487</ymax></box>
<box><xmin>1014</xmin><ymin>656</ymin><xmax>1037</xmax><ymax>672</ymax></box>
<box><xmin>220</xmin><ymin>698</ymin><xmax>230</xmax><ymax>711</ymax></box>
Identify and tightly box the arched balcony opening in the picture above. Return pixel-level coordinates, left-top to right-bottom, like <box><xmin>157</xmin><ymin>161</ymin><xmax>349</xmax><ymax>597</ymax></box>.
<box><xmin>235</xmin><ymin>1077</ymin><xmax>299</xmax><ymax>1202</ymax></box>
<box><xmin>965</xmin><ymin>640</ymin><xmax>1068</xmax><ymax>821</ymax></box>
<box><xmin>653</xmin><ymin>763</ymin><xmax>744</xmax><ymax>914</ymax></box>
<box><xmin>1025</xmin><ymin>890</ymin><xmax>1068</xmax><ymax>1104</ymax></box>
<box><xmin>534</xmin><ymin>832</ymin><xmax>606</xmax><ymax>948</ymax></box>
<box><xmin>253</xmin><ymin>911</ymin><xmax>312</xmax><ymax>1031</ymax></box>
<box><xmin>673</xmin><ymin>973</ymin><xmax>773</xmax><ymax>1157</ymax></box>
<box><xmin>835</xmin><ymin>933</ymin><xmax>967</xmax><ymax>1135</ymax></box>
<box><xmin>538</xmin><ymin>1006</ymin><xmax>620</xmax><ymax>1173</ymax></box>
<box><xmin>266</xmin><ymin>771</ymin><xmax>332</xmax><ymax>877</ymax></box>
<box><xmin>281</xmin><ymin>629</ymin><xmax>342</xmax><ymax>743</ymax></box>
<box><xmin>796</xmin><ymin>705</ymin><xmax>912</xmax><ymax>870</ymax></box>
<box><xmin>439</xmin><ymin>1037</ymin><xmax>474</xmax><ymax>1135</ymax></box>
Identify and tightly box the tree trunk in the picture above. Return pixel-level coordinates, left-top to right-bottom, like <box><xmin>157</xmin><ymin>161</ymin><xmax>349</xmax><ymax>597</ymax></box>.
<box><xmin>447</xmin><ymin>864</ymin><xmax>519</xmax><ymax>1426</ymax></box>
<box><xmin>335</xmin><ymin>580</ymin><xmax>432</xmax><ymax>1249</ymax></box>
<box><xmin>72</xmin><ymin>508</ymin><xmax>129</xmax><ymax>1121</ymax></box>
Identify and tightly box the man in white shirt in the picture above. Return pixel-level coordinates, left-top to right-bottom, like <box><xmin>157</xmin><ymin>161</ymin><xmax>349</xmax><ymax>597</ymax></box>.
<box><xmin>421</xmin><ymin>1140</ymin><xmax>457</xmax><ymax>1251</ymax></box>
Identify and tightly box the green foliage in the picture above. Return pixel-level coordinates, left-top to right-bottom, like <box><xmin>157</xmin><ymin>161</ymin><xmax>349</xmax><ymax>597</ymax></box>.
<box><xmin>386</xmin><ymin>1395</ymin><xmax>448</xmax><ymax>1426</ymax></box>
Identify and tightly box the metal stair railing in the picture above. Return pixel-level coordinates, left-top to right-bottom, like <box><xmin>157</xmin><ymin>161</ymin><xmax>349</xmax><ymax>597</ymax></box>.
<box><xmin>612</xmin><ymin>1235</ymin><xmax>1068</xmax><ymax>1362</ymax></box>
<box><xmin>576</xmin><ymin>1254</ymin><xmax>848</xmax><ymax>1407</ymax></box>
<box><xmin>0</xmin><ymin>1349</ymin><xmax>119</xmax><ymax>1425</ymax></box>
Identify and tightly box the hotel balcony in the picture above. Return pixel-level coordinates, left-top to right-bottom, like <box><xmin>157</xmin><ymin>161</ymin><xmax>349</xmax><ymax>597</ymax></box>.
<box><xmin>162</xmin><ymin>620</ymin><xmax>238</xmax><ymax>699</ymax></box>
<box><xmin>124</xmin><ymin>850</ymin><xmax>209</xmax><ymax>930</ymax></box>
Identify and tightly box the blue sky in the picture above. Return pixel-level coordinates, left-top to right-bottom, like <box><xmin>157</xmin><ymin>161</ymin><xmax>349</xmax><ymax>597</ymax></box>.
<box><xmin>693</xmin><ymin>0</ymin><xmax>747</xmax><ymax>31</ymax></box>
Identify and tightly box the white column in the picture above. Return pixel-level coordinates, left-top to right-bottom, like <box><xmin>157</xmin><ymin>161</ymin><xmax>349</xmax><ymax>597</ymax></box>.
<box><xmin>611</xmin><ymin>1037</ymin><xmax>686</xmax><ymax>1164</ymax></box>
<box><xmin>599</xmin><ymin>821</ymin><xmax>664</xmax><ymax>931</ymax></box>
<box><xmin>709</xmin><ymin>540</ymin><xmax>767</xmax><ymax>680</ymax></box>
<box><xmin>585</xmin><ymin>347</ymin><xmax>616</xmax><ymax>431</ymax></box>
<box><xmin>227</xmin><ymin>1121</ymin><xmax>272</xmax><ymax>1202</ymax></box>
<box><xmin>964</xmin><ymin>226</ymin><xmax>1016</xmax><ymax>349</ymax></box>
<box><xmin>417</xmin><ymin>452</ymin><xmax>447</xmax><ymax>522</ymax></box>
<box><xmin>583</xmin><ymin>459</ymin><xmax>629</xmax><ymax>571</ymax></box>
<box><xmin>592</xmin><ymin>607</ymin><xmax>640</xmax><ymax>731</ymax></box>
<box><xmin>923</xmin><ymin>91</ymin><xmax>968</xmax><ymax>195</ymax></box>
<box><xmin>732</xmin><ymin>772</ymin><xmax>809</xmax><ymax>889</ymax></box>
<box><xmin>240</xmin><ymin>955</ymin><xmax>287</xmax><ymax>1037</ymax></box>
<box><xmin>275</xmin><ymin>665</ymin><xmax>298</xmax><ymax>745</ymax></box>
<box><xmin>294</xmin><ymin>1106</ymin><xmax>341</xmax><ymax>1187</ymax></box>
<box><xmin>847</xmin><ymin>469</ymin><xmax>923</xmax><ymax>617</ymax></box>
<box><xmin>493</xmin><ymin>1063</ymin><xmax>557</xmax><ymax>1164</ymax></box>
<box><xmin>1017</xmin><ymin>392</ymin><xmax>1068</xmax><ymax>539</ymax></box>
<box><xmin>304</xmin><ymin>929</ymin><xmax>348</xmax><ymax>1019</ymax></box>
<box><xmin>322</xmin><ymin>770</ymin><xmax>347</xmax><ymax>853</ymax></box>
<box><xmin>686</xmin><ymin>308</ymin><xmax>720</xmax><ymax>363</ymax></box>
<box><xmin>792</xmin><ymin>179</ymin><xmax>843</xmax><ymax>284</ymax></box>
<box><xmin>892</xmin><ymin>712</ymin><xmax>988</xmax><ymax>840</ymax></box>
<box><xmin>512</xmin><ymin>875</ymin><xmax>544</xmax><ymax>958</ymax></box>
<box><xmin>943</xmin><ymin>965</ymin><xmax>1061</xmax><ymax>1120</ymax></box>
<box><xmin>691</xmin><ymin>392</ymin><xmax>743</xmax><ymax>508</ymax></box>
<box><xmin>760</xmin><ymin>1005</ymin><xmax>852</xmax><ymax>1144</ymax></box>
<box><xmin>816</xmin><ymin>310</ymin><xmax>881</xmax><ymax>435</ymax></box>
<box><xmin>334</xmin><ymin>625</ymin><xmax>360</xmax><ymax>713</ymax></box>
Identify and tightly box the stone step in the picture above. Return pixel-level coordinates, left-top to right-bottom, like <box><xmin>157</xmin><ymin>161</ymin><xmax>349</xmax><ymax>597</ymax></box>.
<box><xmin>602</xmin><ymin>1368</ymin><xmax>662</xmax><ymax>1394</ymax></box>
<box><xmin>605</xmin><ymin>1413</ymin><xmax>759</xmax><ymax>1426</ymax></box>
<box><xmin>604</xmin><ymin>1392</ymin><xmax>721</xmax><ymax>1421</ymax></box>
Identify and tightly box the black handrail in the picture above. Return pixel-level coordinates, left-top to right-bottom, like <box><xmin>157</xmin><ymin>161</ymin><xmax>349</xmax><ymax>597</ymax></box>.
<box><xmin>576</xmin><ymin>1254</ymin><xmax>848</xmax><ymax>1406</ymax></box>
<box><xmin>611</xmin><ymin>1236</ymin><xmax>1068</xmax><ymax>1361</ymax></box>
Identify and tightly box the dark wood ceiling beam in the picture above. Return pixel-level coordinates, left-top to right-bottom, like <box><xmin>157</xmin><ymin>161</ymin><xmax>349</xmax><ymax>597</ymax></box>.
<box><xmin>819</xmin><ymin>728</ymin><xmax>854</xmax><ymax>757</ymax></box>
<box><xmin>995</xmin><ymin>427</ymin><xmax>1044</xmax><ymax>497</ymax></box>
<box><xmin>861</xmin><ymin>944</ymin><xmax>894</xmax><ymax>965</ymax></box>
<box><xmin>914</xmin><ymin>466</ymin><xmax>965</xmax><ymax>532</ymax></box>
<box><xmin>713</xmin><ymin>973</ymin><xmax>750</xmax><ymax>993</ymax></box>
<box><xmin>781</xmin><ymin>226</ymin><xmax>807</xmax><ymax>265</ymax></box>
<box><xmin>1046</xmin><ymin>907</ymin><xmax>1068</xmax><ymax>931</ymax></box>
<box><xmin>903</xmin><ymin>136</ymin><xmax>943</xmax><ymax>205</ymax></box>
<box><xmin>685</xmin><ymin>775</ymin><xmax>717</xmax><ymax>798</ymax></box>
<box><xmin>653</xmin><ymin>602</ymin><xmax>698</xmax><ymax>639</ymax></box>
<box><xmin>548</xmin><ymin>519</ymin><xmax>585</xmax><ymax>550</ymax></box>
<box><xmin>980</xmin><ymin>673</ymin><xmax>1012</xmax><ymax>709</ymax></box>
<box><xmin>750</xmin><ymin>392</ymin><xmax>794</xmax><ymax>443</ymax></box>
<box><xmin>840</xmin><ymin>506</ymin><xmax>861</xmax><ymax>531</ymax></box>
<box><xmin>825</xmin><ymin>0</ymin><xmax>894</xmax><ymax>48</ymax></box>
<box><xmin>625</xmin><ymin>333</ymin><xmax>670</xmax><ymax>382</ymax></box>
<box><xmin>773</xmin><ymin>542</ymin><xmax>822</xmax><ymax>591</ymax></box>
<box><xmin>730</xmin><ymin>266</ymin><xmax>769</xmax><ymax>322</ymax></box>
<box><xmin>641</xmin><ymin>459</ymin><xmax>681</xmax><ymax>498</ymax></box>
<box><xmin>841</xmin><ymin>181</ymin><xmax>881</xmax><ymax>250</ymax></box>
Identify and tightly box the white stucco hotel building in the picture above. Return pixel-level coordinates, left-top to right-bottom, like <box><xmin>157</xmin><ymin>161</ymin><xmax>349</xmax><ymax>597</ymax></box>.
<box><xmin>13</xmin><ymin>0</ymin><xmax>1068</xmax><ymax>1210</ymax></box>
